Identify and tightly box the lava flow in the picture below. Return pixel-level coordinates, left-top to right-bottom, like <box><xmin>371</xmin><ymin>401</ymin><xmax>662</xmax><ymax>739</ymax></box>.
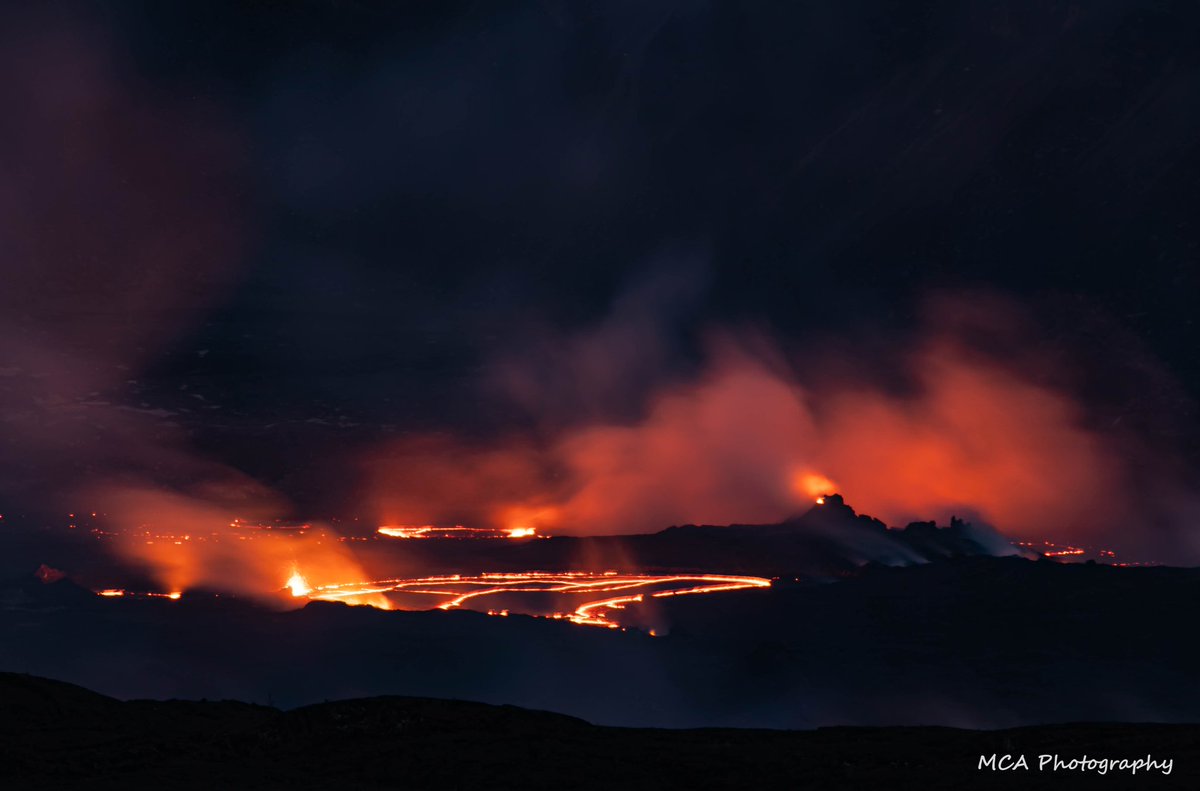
<box><xmin>376</xmin><ymin>525</ymin><xmax>541</xmax><ymax>539</ymax></box>
<box><xmin>297</xmin><ymin>571</ymin><xmax>772</xmax><ymax>628</ymax></box>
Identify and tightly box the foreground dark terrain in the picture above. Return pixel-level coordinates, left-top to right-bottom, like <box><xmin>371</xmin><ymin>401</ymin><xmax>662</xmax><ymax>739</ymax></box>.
<box><xmin>1</xmin><ymin>673</ymin><xmax>1193</xmax><ymax>790</ymax></box>
<box><xmin>2</xmin><ymin>551</ymin><xmax>1199</xmax><ymax>729</ymax></box>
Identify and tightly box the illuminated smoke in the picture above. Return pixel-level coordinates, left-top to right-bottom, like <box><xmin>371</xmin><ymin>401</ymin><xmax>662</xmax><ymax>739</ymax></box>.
<box><xmin>3</xmin><ymin>14</ymin><xmax>1196</xmax><ymax>592</ymax></box>
<box><xmin>366</xmin><ymin>294</ymin><xmax>1200</xmax><ymax>562</ymax></box>
<box><xmin>794</xmin><ymin>473</ymin><xmax>838</xmax><ymax>502</ymax></box>
<box><xmin>0</xmin><ymin>13</ymin><xmax>246</xmax><ymax>514</ymax></box>
<box><xmin>94</xmin><ymin>486</ymin><xmax>386</xmax><ymax>606</ymax></box>
<box><xmin>0</xmin><ymin>17</ymin><xmax>388</xmax><ymax>602</ymax></box>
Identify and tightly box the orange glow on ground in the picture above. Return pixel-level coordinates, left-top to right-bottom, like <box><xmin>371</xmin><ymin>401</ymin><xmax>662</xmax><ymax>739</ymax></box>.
<box><xmin>301</xmin><ymin>571</ymin><xmax>771</xmax><ymax>628</ymax></box>
<box><xmin>97</xmin><ymin>487</ymin><xmax>389</xmax><ymax>606</ymax></box>
<box><xmin>376</xmin><ymin>525</ymin><xmax>437</xmax><ymax>539</ymax></box>
<box><xmin>376</xmin><ymin>525</ymin><xmax>541</xmax><ymax>540</ymax></box>
<box><xmin>94</xmin><ymin>588</ymin><xmax>183</xmax><ymax>601</ymax></box>
<box><xmin>497</xmin><ymin>504</ymin><xmax>561</xmax><ymax>535</ymax></box>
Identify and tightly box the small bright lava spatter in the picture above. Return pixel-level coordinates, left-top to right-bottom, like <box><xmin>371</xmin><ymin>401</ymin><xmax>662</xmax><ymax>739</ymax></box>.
<box><xmin>301</xmin><ymin>571</ymin><xmax>772</xmax><ymax>628</ymax></box>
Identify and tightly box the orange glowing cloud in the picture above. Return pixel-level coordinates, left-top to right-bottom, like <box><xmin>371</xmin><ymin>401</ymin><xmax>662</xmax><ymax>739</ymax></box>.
<box><xmin>365</xmin><ymin>435</ymin><xmax>553</xmax><ymax>531</ymax></box>
<box><xmin>544</xmin><ymin>339</ymin><xmax>1129</xmax><ymax>540</ymax></box>
<box><xmin>364</xmin><ymin>321</ymin><xmax>1148</xmax><ymax>553</ymax></box>
<box><xmin>792</xmin><ymin>472</ymin><xmax>838</xmax><ymax>501</ymax></box>
<box><xmin>548</xmin><ymin>356</ymin><xmax>818</xmax><ymax>530</ymax></box>
<box><xmin>815</xmin><ymin>341</ymin><xmax>1124</xmax><ymax>534</ymax></box>
<box><xmin>97</xmin><ymin>486</ymin><xmax>388</xmax><ymax>607</ymax></box>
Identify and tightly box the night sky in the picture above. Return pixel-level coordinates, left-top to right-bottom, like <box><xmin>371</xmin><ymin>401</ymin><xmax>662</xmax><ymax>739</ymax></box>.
<box><xmin>2</xmin><ymin>2</ymin><xmax>1199</xmax><ymax>557</ymax></box>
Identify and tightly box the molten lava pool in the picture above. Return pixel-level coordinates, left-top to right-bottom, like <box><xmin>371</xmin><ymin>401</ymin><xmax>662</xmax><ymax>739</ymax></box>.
<box><xmin>302</xmin><ymin>571</ymin><xmax>772</xmax><ymax>628</ymax></box>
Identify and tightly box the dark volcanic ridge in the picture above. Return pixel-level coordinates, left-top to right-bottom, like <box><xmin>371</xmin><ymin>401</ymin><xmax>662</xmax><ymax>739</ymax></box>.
<box><xmin>1</xmin><ymin>672</ymin><xmax>1195</xmax><ymax>790</ymax></box>
<box><xmin>349</xmin><ymin>493</ymin><xmax>1017</xmax><ymax>580</ymax></box>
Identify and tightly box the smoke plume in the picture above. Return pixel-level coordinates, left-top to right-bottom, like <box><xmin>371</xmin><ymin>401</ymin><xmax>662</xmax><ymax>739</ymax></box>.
<box><xmin>366</xmin><ymin>287</ymin><xmax>1200</xmax><ymax>563</ymax></box>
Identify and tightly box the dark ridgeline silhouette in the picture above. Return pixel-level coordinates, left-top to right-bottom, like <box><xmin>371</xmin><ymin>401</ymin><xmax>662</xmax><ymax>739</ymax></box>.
<box><xmin>1</xmin><ymin>671</ymin><xmax>1197</xmax><ymax>790</ymax></box>
<box><xmin>630</xmin><ymin>492</ymin><xmax>1013</xmax><ymax>575</ymax></box>
<box><xmin>337</xmin><ymin>493</ymin><xmax>1015</xmax><ymax>582</ymax></box>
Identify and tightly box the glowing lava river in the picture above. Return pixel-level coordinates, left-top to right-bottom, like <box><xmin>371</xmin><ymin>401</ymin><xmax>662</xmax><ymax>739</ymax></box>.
<box><xmin>298</xmin><ymin>571</ymin><xmax>772</xmax><ymax>628</ymax></box>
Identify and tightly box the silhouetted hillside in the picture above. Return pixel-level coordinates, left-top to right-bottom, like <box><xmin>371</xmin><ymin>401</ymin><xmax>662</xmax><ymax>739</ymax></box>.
<box><xmin>1</xmin><ymin>672</ymin><xmax>1195</xmax><ymax>790</ymax></box>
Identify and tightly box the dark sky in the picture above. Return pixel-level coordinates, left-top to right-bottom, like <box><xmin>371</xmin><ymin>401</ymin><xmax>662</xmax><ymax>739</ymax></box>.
<box><xmin>123</xmin><ymin>3</ymin><xmax>1200</xmax><ymax>398</ymax></box>
<box><xmin>3</xmin><ymin>1</ymin><xmax>1199</xmax><ymax>535</ymax></box>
